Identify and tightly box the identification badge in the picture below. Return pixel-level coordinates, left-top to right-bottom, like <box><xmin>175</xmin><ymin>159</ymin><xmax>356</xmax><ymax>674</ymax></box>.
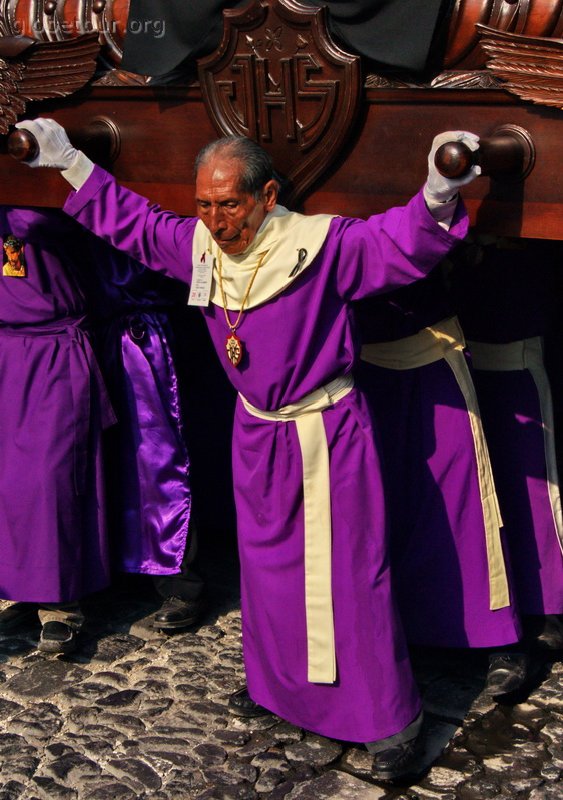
<box><xmin>188</xmin><ymin>251</ymin><xmax>214</xmax><ymax>306</ymax></box>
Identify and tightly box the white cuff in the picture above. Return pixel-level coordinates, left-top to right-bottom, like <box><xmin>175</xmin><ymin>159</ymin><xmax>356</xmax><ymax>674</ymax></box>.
<box><xmin>424</xmin><ymin>187</ymin><xmax>458</xmax><ymax>231</ymax></box>
<box><xmin>62</xmin><ymin>151</ymin><xmax>94</xmax><ymax>190</ymax></box>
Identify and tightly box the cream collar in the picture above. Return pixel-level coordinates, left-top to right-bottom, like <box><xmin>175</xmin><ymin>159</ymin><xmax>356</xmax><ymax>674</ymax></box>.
<box><xmin>192</xmin><ymin>205</ymin><xmax>334</xmax><ymax>311</ymax></box>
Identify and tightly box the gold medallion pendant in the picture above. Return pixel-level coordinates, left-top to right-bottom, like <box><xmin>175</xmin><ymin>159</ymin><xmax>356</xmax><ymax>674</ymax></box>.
<box><xmin>217</xmin><ymin>249</ymin><xmax>268</xmax><ymax>368</ymax></box>
<box><xmin>226</xmin><ymin>332</ymin><xmax>243</xmax><ymax>368</ymax></box>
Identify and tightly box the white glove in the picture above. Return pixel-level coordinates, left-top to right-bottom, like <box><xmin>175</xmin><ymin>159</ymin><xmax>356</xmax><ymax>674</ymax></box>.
<box><xmin>425</xmin><ymin>130</ymin><xmax>481</xmax><ymax>203</ymax></box>
<box><xmin>15</xmin><ymin>118</ymin><xmax>80</xmax><ymax>169</ymax></box>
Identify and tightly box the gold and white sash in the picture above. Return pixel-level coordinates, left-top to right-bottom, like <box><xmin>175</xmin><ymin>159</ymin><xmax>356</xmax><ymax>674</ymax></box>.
<box><xmin>240</xmin><ymin>374</ymin><xmax>354</xmax><ymax>684</ymax></box>
<box><xmin>469</xmin><ymin>337</ymin><xmax>563</xmax><ymax>555</ymax></box>
<box><xmin>361</xmin><ymin>316</ymin><xmax>510</xmax><ymax>611</ymax></box>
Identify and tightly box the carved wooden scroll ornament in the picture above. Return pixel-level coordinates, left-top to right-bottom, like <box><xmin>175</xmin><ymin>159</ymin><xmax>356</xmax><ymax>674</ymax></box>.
<box><xmin>477</xmin><ymin>22</ymin><xmax>563</xmax><ymax>110</ymax></box>
<box><xmin>0</xmin><ymin>32</ymin><xmax>100</xmax><ymax>134</ymax></box>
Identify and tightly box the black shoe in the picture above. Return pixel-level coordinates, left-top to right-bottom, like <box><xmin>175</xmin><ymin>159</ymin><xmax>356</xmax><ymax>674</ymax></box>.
<box><xmin>228</xmin><ymin>686</ymin><xmax>271</xmax><ymax>718</ymax></box>
<box><xmin>371</xmin><ymin>736</ymin><xmax>421</xmax><ymax>782</ymax></box>
<box><xmin>485</xmin><ymin>652</ymin><xmax>530</xmax><ymax>696</ymax></box>
<box><xmin>154</xmin><ymin>596</ymin><xmax>205</xmax><ymax>631</ymax></box>
<box><xmin>38</xmin><ymin>621</ymin><xmax>77</xmax><ymax>654</ymax></box>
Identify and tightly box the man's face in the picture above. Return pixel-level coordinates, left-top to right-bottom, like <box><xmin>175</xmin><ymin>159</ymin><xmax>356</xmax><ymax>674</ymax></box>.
<box><xmin>195</xmin><ymin>157</ymin><xmax>277</xmax><ymax>256</ymax></box>
<box><xmin>5</xmin><ymin>246</ymin><xmax>21</xmax><ymax>267</ymax></box>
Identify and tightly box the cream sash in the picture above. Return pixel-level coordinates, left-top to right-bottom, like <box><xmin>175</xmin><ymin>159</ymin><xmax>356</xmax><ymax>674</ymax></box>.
<box><xmin>469</xmin><ymin>337</ymin><xmax>563</xmax><ymax>555</ymax></box>
<box><xmin>239</xmin><ymin>374</ymin><xmax>354</xmax><ymax>684</ymax></box>
<box><xmin>361</xmin><ymin>317</ymin><xmax>510</xmax><ymax>611</ymax></box>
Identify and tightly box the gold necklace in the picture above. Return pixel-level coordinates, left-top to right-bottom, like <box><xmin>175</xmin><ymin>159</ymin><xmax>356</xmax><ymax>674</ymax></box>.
<box><xmin>217</xmin><ymin>249</ymin><xmax>268</xmax><ymax>367</ymax></box>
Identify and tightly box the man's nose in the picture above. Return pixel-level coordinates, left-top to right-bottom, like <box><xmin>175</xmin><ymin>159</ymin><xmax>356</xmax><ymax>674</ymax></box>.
<box><xmin>209</xmin><ymin>205</ymin><xmax>226</xmax><ymax>230</ymax></box>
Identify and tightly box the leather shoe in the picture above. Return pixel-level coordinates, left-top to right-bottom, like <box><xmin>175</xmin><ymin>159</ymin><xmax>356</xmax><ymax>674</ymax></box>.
<box><xmin>38</xmin><ymin>621</ymin><xmax>77</xmax><ymax>654</ymax></box>
<box><xmin>485</xmin><ymin>652</ymin><xmax>530</xmax><ymax>696</ymax></box>
<box><xmin>154</xmin><ymin>596</ymin><xmax>205</xmax><ymax>631</ymax></box>
<box><xmin>228</xmin><ymin>686</ymin><xmax>271</xmax><ymax>718</ymax></box>
<box><xmin>371</xmin><ymin>736</ymin><xmax>421</xmax><ymax>782</ymax></box>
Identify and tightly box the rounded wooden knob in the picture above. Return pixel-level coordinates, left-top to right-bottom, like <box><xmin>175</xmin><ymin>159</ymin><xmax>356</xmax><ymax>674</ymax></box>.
<box><xmin>92</xmin><ymin>0</ymin><xmax>107</xmax><ymax>13</ymax></box>
<box><xmin>434</xmin><ymin>141</ymin><xmax>474</xmax><ymax>179</ymax></box>
<box><xmin>44</xmin><ymin>1</ymin><xmax>58</xmax><ymax>15</ymax></box>
<box><xmin>434</xmin><ymin>126</ymin><xmax>535</xmax><ymax>181</ymax></box>
<box><xmin>7</xmin><ymin>128</ymin><xmax>39</xmax><ymax>162</ymax></box>
<box><xmin>7</xmin><ymin>117</ymin><xmax>121</xmax><ymax>164</ymax></box>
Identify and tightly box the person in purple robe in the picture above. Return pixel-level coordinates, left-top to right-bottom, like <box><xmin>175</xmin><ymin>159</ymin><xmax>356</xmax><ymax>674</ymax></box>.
<box><xmin>16</xmin><ymin>117</ymin><xmax>478</xmax><ymax>781</ymax></box>
<box><xmin>451</xmin><ymin>235</ymin><xmax>563</xmax><ymax>666</ymax></box>
<box><xmin>0</xmin><ymin>206</ymin><xmax>115</xmax><ymax>654</ymax></box>
<box><xmin>84</xmin><ymin>245</ymin><xmax>207</xmax><ymax>631</ymax></box>
<box><xmin>355</xmin><ymin>270</ymin><xmax>527</xmax><ymax>695</ymax></box>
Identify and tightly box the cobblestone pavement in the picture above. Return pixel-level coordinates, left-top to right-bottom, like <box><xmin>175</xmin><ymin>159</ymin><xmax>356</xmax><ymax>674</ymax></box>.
<box><xmin>0</xmin><ymin>563</ymin><xmax>561</xmax><ymax>800</ymax></box>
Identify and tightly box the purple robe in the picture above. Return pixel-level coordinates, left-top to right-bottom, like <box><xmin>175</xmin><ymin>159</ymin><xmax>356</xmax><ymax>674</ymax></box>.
<box><xmin>356</xmin><ymin>277</ymin><xmax>522</xmax><ymax>648</ymax></box>
<box><xmin>63</xmin><ymin>167</ymin><xmax>468</xmax><ymax>742</ymax></box>
<box><xmin>0</xmin><ymin>207</ymin><xmax>114</xmax><ymax>603</ymax></box>
<box><xmin>452</xmin><ymin>240</ymin><xmax>563</xmax><ymax>616</ymax></box>
<box><xmin>87</xmin><ymin>246</ymin><xmax>192</xmax><ymax>575</ymax></box>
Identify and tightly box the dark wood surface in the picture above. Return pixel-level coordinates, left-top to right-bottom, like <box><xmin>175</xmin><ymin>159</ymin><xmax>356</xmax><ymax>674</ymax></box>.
<box><xmin>0</xmin><ymin>0</ymin><xmax>561</xmax><ymax>239</ymax></box>
<box><xmin>1</xmin><ymin>83</ymin><xmax>561</xmax><ymax>240</ymax></box>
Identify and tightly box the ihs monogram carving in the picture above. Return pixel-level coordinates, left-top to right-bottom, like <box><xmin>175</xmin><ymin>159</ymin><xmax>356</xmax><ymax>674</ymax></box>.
<box><xmin>198</xmin><ymin>0</ymin><xmax>361</xmax><ymax>207</ymax></box>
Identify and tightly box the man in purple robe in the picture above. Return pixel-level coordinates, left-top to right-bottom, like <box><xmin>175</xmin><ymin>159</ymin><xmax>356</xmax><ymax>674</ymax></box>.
<box><xmin>16</xmin><ymin>117</ymin><xmax>478</xmax><ymax>780</ymax></box>
<box><xmin>0</xmin><ymin>207</ymin><xmax>115</xmax><ymax>654</ymax></box>
<box><xmin>355</xmin><ymin>272</ymin><xmax>525</xmax><ymax>694</ymax></box>
<box><xmin>451</xmin><ymin>235</ymin><xmax>563</xmax><ymax>671</ymax></box>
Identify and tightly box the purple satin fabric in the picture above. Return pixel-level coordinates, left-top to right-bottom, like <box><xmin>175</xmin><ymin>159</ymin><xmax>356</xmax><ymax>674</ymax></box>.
<box><xmin>102</xmin><ymin>311</ymin><xmax>191</xmax><ymax>574</ymax></box>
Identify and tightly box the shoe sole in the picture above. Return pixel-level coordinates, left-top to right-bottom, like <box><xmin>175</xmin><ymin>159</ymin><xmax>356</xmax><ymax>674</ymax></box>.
<box><xmin>38</xmin><ymin>639</ymin><xmax>76</xmax><ymax>655</ymax></box>
<box><xmin>227</xmin><ymin>705</ymin><xmax>272</xmax><ymax>718</ymax></box>
<box><xmin>372</xmin><ymin>767</ymin><xmax>419</xmax><ymax>783</ymax></box>
<box><xmin>153</xmin><ymin>616</ymin><xmax>202</xmax><ymax>631</ymax></box>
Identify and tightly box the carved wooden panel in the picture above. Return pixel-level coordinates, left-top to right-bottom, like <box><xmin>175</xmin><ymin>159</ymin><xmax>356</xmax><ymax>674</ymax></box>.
<box><xmin>0</xmin><ymin>32</ymin><xmax>100</xmax><ymax>134</ymax></box>
<box><xmin>0</xmin><ymin>1</ymin><xmax>562</xmax><ymax>241</ymax></box>
<box><xmin>197</xmin><ymin>0</ymin><xmax>361</xmax><ymax>206</ymax></box>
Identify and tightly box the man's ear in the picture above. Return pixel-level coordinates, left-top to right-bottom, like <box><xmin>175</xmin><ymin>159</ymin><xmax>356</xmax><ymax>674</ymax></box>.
<box><xmin>262</xmin><ymin>179</ymin><xmax>279</xmax><ymax>212</ymax></box>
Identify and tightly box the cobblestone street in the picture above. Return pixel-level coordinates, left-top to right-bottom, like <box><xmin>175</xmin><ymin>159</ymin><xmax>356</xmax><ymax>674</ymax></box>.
<box><xmin>0</xmin><ymin>560</ymin><xmax>561</xmax><ymax>800</ymax></box>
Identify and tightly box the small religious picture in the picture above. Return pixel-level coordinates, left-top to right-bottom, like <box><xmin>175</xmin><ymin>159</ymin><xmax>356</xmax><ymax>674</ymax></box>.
<box><xmin>2</xmin><ymin>235</ymin><xmax>26</xmax><ymax>277</ymax></box>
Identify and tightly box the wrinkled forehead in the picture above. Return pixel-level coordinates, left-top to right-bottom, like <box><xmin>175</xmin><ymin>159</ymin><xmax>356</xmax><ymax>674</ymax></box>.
<box><xmin>195</xmin><ymin>156</ymin><xmax>245</xmax><ymax>191</ymax></box>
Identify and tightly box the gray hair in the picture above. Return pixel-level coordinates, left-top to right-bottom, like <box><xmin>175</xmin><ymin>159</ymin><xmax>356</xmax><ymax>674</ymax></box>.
<box><xmin>194</xmin><ymin>136</ymin><xmax>277</xmax><ymax>199</ymax></box>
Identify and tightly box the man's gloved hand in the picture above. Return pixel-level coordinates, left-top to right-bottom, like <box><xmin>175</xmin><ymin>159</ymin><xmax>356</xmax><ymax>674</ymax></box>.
<box><xmin>425</xmin><ymin>130</ymin><xmax>481</xmax><ymax>204</ymax></box>
<box><xmin>14</xmin><ymin>118</ymin><xmax>79</xmax><ymax>170</ymax></box>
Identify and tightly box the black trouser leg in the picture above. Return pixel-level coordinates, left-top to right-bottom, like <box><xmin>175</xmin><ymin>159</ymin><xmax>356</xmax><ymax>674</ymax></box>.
<box><xmin>152</xmin><ymin>522</ymin><xmax>204</xmax><ymax>601</ymax></box>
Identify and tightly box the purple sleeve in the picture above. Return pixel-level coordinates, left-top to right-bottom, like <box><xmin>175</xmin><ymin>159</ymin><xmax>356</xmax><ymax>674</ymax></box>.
<box><xmin>335</xmin><ymin>188</ymin><xmax>469</xmax><ymax>300</ymax></box>
<box><xmin>63</xmin><ymin>166</ymin><xmax>197</xmax><ymax>285</ymax></box>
